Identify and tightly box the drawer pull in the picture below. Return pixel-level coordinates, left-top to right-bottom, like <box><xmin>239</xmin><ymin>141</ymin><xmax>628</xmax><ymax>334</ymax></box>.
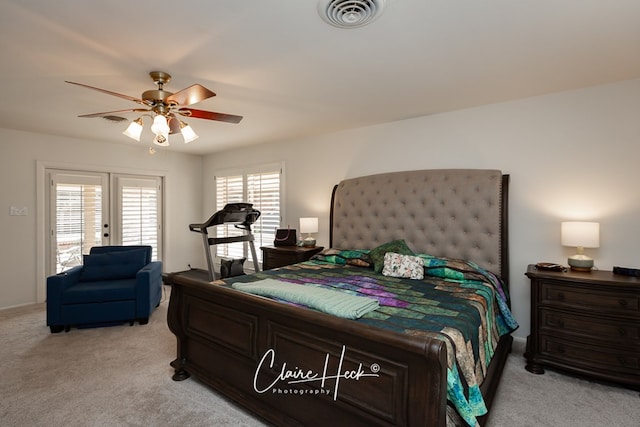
<box><xmin>556</xmin><ymin>292</ymin><xmax>565</xmax><ymax>301</ymax></box>
<box><xmin>619</xmin><ymin>299</ymin><xmax>628</xmax><ymax>308</ymax></box>
<box><xmin>619</xmin><ymin>328</ymin><xmax>627</xmax><ymax>337</ymax></box>
<box><xmin>618</xmin><ymin>357</ymin><xmax>627</xmax><ymax>367</ymax></box>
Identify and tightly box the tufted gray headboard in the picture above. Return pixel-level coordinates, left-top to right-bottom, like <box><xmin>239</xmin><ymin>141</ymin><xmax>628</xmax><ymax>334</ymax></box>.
<box><xmin>330</xmin><ymin>169</ymin><xmax>509</xmax><ymax>282</ymax></box>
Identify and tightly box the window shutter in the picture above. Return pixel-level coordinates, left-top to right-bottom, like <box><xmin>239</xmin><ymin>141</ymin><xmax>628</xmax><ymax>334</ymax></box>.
<box><xmin>247</xmin><ymin>172</ymin><xmax>280</xmax><ymax>251</ymax></box>
<box><xmin>55</xmin><ymin>183</ymin><xmax>102</xmax><ymax>272</ymax></box>
<box><xmin>215</xmin><ymin>175</ymin><xmax>245</xmax><ymax>259</ymax></box>
<box><xmin>121</xmin><ymin>186</ymin><xmax>158</xmax><ymax>255</ymax></box>
<box><xmin>118</xmin><ymin>177</ymin><xmax>161</xmax><ymax>260</ymax></box>
<box><xmin>215</xmin><ymin>167</ymin><xmax>281</xmax><ymax>265</ymax></box>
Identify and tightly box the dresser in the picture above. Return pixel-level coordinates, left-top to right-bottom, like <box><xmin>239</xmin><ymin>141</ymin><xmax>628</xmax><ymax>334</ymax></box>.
<box><xmin>260</xmin><ymin>245</ymin><xmax>324</xmax><ymax>270</ymax></box>
<box><xmin>525</xmin><ymin>265</ymin><xmax>640</xmax><ymax>388</ymax></box>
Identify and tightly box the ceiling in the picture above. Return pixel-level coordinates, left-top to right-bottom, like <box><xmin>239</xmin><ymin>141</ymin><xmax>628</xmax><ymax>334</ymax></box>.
<box><xmin>1</xmin><ymin>0</ymin><xmax>639</xmax><ymax>155</ymax></box>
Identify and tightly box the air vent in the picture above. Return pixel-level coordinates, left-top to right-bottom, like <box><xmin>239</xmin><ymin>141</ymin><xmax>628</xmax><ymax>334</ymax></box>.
<box><xmin>318</xmin><ymin>0</ymin><xmax>386</xmax><ymax>29</ymax></box>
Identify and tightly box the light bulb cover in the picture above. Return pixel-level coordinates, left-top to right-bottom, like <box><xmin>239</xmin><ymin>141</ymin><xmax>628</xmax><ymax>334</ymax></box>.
<box><xmin>122</xmin><ymin>117</ymin><xmax>143</xmax><ymax>141</ymax></box>
<box><xmin>180</xmin><ymin>121</ymin><xmax>199</xmax><ymax>143</ymax></box>
<box><xmin>151</xmin><ymin>115</ymin><xmax>170</xmax><ymax>135</ymax></box>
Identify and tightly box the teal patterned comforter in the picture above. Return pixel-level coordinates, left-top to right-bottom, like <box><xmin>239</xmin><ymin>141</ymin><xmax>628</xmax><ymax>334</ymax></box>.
<box><xmin>224</xmin><ymin>252</ymin><xmax>518</xmax><ymax>427</ymax></box>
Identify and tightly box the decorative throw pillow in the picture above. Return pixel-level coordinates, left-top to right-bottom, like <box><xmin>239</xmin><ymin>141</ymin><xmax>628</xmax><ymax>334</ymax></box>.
<box><xmin>369</xmin><ymin>239</ymin><xmax>414</xmax><ymax>274</ymax></box>
<box><xmin>382</xmin><ymin>252</ymin><xmax>425</xmax><ymax>279</ymax></box>
<box><xmin>79</xmin><ymin>249</ymin><xmax>148</xmax><ymax>282</ymax></box>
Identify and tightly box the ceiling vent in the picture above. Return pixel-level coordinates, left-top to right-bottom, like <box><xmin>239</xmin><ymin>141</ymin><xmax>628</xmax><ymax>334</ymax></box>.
<box><xmin>318</xmin><ymin>0</ymin><xmax>386</xmax><ymax>29</ymax></box>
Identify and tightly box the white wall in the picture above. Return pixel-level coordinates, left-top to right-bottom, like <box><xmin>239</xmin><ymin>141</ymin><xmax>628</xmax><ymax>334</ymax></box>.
<box><xmin>203</xmin><ymin>79</ymin><xmax>640</xmax><ymax>339</ymax></box>
<box><xmin>0</xmin><ymin>129</ymin><xmax>204</xmax><ymax>309</ymax></box>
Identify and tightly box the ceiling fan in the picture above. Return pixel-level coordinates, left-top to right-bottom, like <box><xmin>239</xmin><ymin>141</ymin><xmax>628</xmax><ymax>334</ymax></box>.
<box><xmin>65</xmin><ymin>71</ymin><xmax>242</xmax><ymax>146</ymax></box>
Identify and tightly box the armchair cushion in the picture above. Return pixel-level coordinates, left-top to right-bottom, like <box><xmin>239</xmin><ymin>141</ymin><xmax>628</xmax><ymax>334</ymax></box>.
<box><xmin>61</xmin><ymin>278</ymin><xmax>137</xmax><ymax>304</ymax></box>
<box><xmin>79</xmin><ymin>249</ymin><xmax>148</xmax><ymax>282</ymax></box>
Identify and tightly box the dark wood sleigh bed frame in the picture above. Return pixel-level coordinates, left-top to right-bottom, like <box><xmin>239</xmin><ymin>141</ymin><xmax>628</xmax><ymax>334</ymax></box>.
<box><xmin>166</xmin><ymin>169</ymin><xmax>513</xmax><ymax>427</ymax></box>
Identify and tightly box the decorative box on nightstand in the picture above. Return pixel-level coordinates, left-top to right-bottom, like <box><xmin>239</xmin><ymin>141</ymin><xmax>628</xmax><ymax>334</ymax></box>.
<box><xmin>260</xmin><ymin>245</ymin><xmax>324</xmax><ymax>270</ymax></box>
<box><xmin>524</xmin><ymin>264</ymin><xmax>640</xmax><ymax>388</ymax></box>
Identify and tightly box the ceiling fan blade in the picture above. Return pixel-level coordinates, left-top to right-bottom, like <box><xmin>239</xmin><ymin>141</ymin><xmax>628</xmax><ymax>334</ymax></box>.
<box><xmin>66</xmin><ymin>81</ymin><xmax>149</xmax><ymax>105</ymax></box>
<box><xmin>166</xmin><ymin>84</ymin><xmax>216</xmax><ymax>106</ymax></box>
<box><xmin>77</xmin><ymin>108</ymin><xmax>149</xmax><ymax>118</ymax></box>
<box><xmin>177</xmin><ymin>108</ymin><xmax>243</xmax><ymax>124</ymax></box>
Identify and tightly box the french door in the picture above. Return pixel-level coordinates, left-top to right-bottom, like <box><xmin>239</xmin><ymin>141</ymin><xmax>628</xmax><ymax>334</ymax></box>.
<box><xmin>47</xmin><ymin>170</ymin><xmax>162</xmax><ymax>275</ymax></box>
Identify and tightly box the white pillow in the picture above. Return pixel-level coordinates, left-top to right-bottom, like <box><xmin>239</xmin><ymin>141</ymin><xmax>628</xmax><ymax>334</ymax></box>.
<box><xmin>381</xmin><ymin>252</ymin><xmax>424</xmax><ymax>280</ymax></box>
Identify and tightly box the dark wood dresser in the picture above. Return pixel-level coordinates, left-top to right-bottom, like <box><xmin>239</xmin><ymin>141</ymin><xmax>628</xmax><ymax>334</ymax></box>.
<box><xmin>260</xmin><ymin>245</ymin><xmax>324</xmax><ymax>270</ymax></box>
<box><xmin>525</xmin><ymin>264</ymin><xmax>640</xmax><ymax>388</ymax></box>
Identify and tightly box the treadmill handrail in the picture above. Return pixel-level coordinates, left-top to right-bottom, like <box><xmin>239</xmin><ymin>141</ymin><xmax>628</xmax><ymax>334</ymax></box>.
<box><xmin>189</xmin><ymin>203</ymin><xmax>260</xmax><ymax>233</ymax></box>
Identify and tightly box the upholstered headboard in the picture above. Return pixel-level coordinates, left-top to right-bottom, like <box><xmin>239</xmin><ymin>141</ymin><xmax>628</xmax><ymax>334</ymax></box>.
<box><xmin>330</xmin><ymin>169</ymin><xmax>509</xmax><ymax>281</ymax></box>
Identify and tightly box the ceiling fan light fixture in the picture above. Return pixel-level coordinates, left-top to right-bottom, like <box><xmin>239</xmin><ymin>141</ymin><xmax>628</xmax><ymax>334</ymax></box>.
<box><xmin>122</xmin><ymin>117</ymin><xmax>144</xmax><ymax>141</ymax></box>
<box><xmin>67</xmin><ymin>71</ymin><xmax>244</xmax><ymax>151</ymax></box>
<box><xmin>180</xmin><ymin>121</ymin><xmax>199</xmax><ymax>143</ymax></box>
<box><xmin>151</xmin><ymin>114</ymin><xmax>170</xmax><ymax>135</ymax></box>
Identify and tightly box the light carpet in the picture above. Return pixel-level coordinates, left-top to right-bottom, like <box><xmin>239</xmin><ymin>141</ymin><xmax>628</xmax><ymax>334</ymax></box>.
<box><xmin>1</xmin><ymin>285</ymin><xmax>638</xmax><ymax>427</ymax></box>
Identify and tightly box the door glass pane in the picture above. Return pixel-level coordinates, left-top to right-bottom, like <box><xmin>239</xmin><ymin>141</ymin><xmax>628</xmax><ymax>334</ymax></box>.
<box><xmin>117</xmin><ymin>177</ymin><xmax>161</xmax><ymax>261</ymax></box>
<box><xmin>54</xmin><ymin>179</ymin><xmax>103</xmax><ymax>273</ymax></box>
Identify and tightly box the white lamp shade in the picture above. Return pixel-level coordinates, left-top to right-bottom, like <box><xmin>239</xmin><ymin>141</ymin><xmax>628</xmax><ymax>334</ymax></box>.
<box><xmin>122</xmin><ymin>119</ymin><xmax>143</xmax><ymax>141</ymax></box>
<box><xmin>180</xmin><ymin>123</ymin><xmax>199</xmax><ymax>143</ymax></box>
<box><xmin>561</xmin><ymin>222</ymin><xmax>600</xmax><ymax>248</ymax></box>
<box><xmin>300</xmin><ymin>217</ymin><xmax>318</xmax><ymax>234</ymax></box>
<box><xmin>151</xmin><ymin>115</ymin><xmax>170</xmax><ymax>135</ymax></box>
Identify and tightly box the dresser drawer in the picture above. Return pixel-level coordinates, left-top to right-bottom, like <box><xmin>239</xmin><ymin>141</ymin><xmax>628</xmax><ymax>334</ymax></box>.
<box><xmin>539</xmin><ymin>281</ymin><xmax>640</xmax><ymax>315</ymax></box>
<box><xmin>539</xmin><ymin>308</ymin><xmax>640</xmax><ymax>341</ymax></box>
<box><xmin>539</xmin><ymin>334</ymin><xmax>640</xmax><ymax>373</ymax></box>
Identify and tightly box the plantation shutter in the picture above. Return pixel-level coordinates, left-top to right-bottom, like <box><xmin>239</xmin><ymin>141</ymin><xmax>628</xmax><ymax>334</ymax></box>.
<box><xmin>215</xmin><ymin>165</ymin><xmax>282</xmax><ymax>266</ymax></box>
<box><xmin>116</xmin><ymin>176</ymin><xmax>162</xmax><ymax>260</ymax></box>
<box><xmin>215</xmin><ymin>175</ymin><xmax>245</xmax><ymax>259</ymax></box>
<box><xmin>247</xmin><ymin>171</ymin><xmax>280</xmax><ymax>252</ymax></box>
<box><xmin>53</xmin><ymin>174</ymin><xmax>105</xmax><ymax>273</ymax></box>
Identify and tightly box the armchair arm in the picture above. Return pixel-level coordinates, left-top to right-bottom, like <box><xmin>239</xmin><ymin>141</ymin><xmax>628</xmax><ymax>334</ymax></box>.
<box><xmin>135</xmin><ymin>261</ymin><xmax>163</xmax><ymax>318</ymax></box>
<box><xmin>46</xmin><ymin>266</ymin><xmax>83</xmax><ymax>326</ymax></box>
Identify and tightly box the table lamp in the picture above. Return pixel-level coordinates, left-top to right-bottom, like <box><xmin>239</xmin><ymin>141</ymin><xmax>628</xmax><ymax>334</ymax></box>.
<box><xmin>561</xmin><ymin>221</ymin><xmax>600</xmax><ymax>271</ymax></box>
<box><xmin>299</xmin><ymin>217</ymin><xmax>318</xmax><ymax>247</ymax></box>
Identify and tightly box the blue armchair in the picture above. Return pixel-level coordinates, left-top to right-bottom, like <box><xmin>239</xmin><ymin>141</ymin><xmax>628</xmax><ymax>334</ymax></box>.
<box><xmin>46</xmin><ymin>245</ymin><xmax>162</xmax><ymax>333</ymax></box>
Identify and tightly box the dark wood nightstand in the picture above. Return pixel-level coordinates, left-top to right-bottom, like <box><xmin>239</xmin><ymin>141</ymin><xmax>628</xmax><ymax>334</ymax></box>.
<box><xmin>525</xmin><ymin>264</ymin><xmax>640</xmax><ymax>388</ymax></box>
<box><xmin>261</xmin><ymin>245</ymin><xmax>324</xmax><ymax>270</ymax></box>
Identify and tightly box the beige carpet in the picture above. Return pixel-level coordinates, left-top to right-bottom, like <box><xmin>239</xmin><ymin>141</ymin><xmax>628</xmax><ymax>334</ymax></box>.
<box><xmin>1</xmin><ymin>285</ymin><xmax>638</xmax><ymax>427</ymax></box>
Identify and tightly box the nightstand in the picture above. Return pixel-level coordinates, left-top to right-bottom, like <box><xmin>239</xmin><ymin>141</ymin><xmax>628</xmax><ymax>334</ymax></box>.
<box><xmin>261</xmin><ymin>245</ymin><xmax>324</xmax><ymax>270</ymax></box>
<box><xmin>525</xmin><ymin>264</ymin><xmax>640</xmax><ymax>388</ymax></box>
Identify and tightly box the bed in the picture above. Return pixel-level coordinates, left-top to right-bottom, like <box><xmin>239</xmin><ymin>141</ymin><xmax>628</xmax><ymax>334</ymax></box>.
<box><xmin>166</xmin><ymin>169</ymin><xmax>517</xmax><ymax>427</ymax></box>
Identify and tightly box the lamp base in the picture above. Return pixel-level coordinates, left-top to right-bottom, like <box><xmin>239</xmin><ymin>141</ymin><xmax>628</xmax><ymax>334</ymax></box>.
<box><xmin>567</xmin><ymin>255</ymin><xmax>594</xmax><ymax>272</ymax></box>
<box><xmin>301</xmin><ymin>237</ymin><xmax>316</xmax><ymax>247</ymax></box>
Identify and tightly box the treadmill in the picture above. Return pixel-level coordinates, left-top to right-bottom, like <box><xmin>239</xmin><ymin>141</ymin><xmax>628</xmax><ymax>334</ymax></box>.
<box><xmin>188</xmin><ymin>203</ymin><xmax>261</xmax><ymax>281</ymax></box>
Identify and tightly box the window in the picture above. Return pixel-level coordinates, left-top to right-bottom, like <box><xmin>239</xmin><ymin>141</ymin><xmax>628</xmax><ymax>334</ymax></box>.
<box><xmin>215</xmin><ymin>164</ymin><xmax>283</xmax><ymax>267</ymax></box>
